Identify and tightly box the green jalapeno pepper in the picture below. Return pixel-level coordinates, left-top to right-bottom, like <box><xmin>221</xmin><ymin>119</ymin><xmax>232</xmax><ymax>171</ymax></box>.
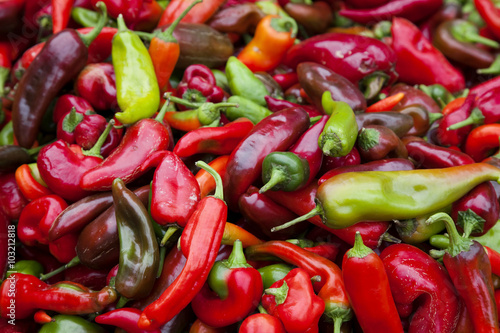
<box><xmin>39</xmin><ymin>315</ymin><xmax>106</xmax><ymax>333</ymax></box>
<box><xmin>258</xmin><ymin>264</ymin><xmax>294</xmax><ymax>290</ymax></box>
<box><xmin>6</xmin><ymin>260</ymin><xmax>44</xmax><ymax>279</ymax></box>
<box><xmin>260</xmin><ymin>152</ymin><xmax>310</xmax><ymax>193</ymax></box>
<box><xmin>112</xmin><ymin>15</ymin><xmax>160</xmax><ymax>125</ymax></box>
<box><xmin>225</xmin><ymin>56</ymin><xmax>269</xmax><ymax>106</ymax></box>
<box><xmin>225</xmin><ymin>96</ymin><xmax>272</xmax><ymax>124</ymax></box>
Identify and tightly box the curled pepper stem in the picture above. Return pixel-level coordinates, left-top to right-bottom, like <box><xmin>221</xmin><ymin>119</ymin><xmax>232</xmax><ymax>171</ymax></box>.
<box><xmin>224</xmin><ymin>239</ymin><xmax>251</xmax><ymax>268</ymax></box>
<box><xmin>270</xmin><ymin>16</ymin><xmax>298</xmax><ymax>38</ymax></box>
<box><xmin>259</xmin><ymin>168</ymin><xmax>286</xmax><ymax>194</ymax></box>
<box><xmin>39</xmin><ymin>256</ymin><xmax>80</xmax><ymax>281</ymax></box>
<box><xmin>428</xmin><ymin>112</ymin><xmax>443</xmax><ymax>124</ymax></box>
<box><xmin>195</xmin><ymin>160</ymin><xmax>224</xmax><ymax>201</ymax></box>
<box><xmin>271</xmin><ymin>204</ymin><xmax>324</xmax><ymax>232</ymax></box>
<box><xmin>265</xmin><ymin>280</ymin><xmax>289</xmax><ymax>305</ymax></box>
<box><xmin>169</xmin><ymin>95</ymin><xmax>204</xmax><ymax>109</ymax></box>
<box><xmin>78</xmin><ymin>1</ymin><xmax>108</xmax><ymax>47</ymax></box>
<box><xmin>426</xmin><ymin>212</ymin><xmax>473</xmax><ymax>257</ymax></box>
<box><xmin>155</xmin><ymin>93</ymin><xmax>172</xmax><ymax>122</ymax></box>
<box><xmin>158</xmin><ymin>0</ymin><xmax>203</xmax><ymax>43</ymax></box>
<box><xmin>83</xmin><ymin>119</ymin><xmax>115</xmax><ymax>158</ymax></box>
<box><xmin>478</xmin><ymin>55</ymin><xmax>500</xmax><ymax>75</ymax></box>
<box><xmin>160</xmin><ymin>225</ymin><xmax>180</xmax><ymax>246</ymax></box>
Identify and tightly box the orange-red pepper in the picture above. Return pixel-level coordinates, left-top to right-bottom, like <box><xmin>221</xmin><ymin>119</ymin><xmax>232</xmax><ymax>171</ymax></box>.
<box><xmin>157</xmin><ymin>0</ymin><xmax>225</xmax><ymax>27</ymax></box>
<box><xmin>464</xmin><ymin>123</ymin><xmax>500</xmax><ymax>162</ymax></box>
<box><xmin>196</xmin><ymin>155</ymin><xmax>230</xmax><ymax>198</ymax></box>
<box><xmin>15</xmin><ymin>164</ymin><xmax>53</xmax><ymax>201</ymax></box>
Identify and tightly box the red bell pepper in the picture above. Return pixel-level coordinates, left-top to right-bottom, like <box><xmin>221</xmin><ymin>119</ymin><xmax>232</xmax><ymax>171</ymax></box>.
<box><xmin>52</xmin><ymin>94</ymin><xmax>93</xmax><ymax>124</ymax></box>
<box><xmin>0</xmin><ymin>172</ymin><xmax>28</xmax><ymax>220</ymax></box>
<box><xmin>342</xmin><ymin>232</ymin><xmax>403</xmax><ymax>333</ymax></box>
<box><xmin>464</xmin><ymin>123</ymin><xmax>500</xmax><ymax>162</ymax></box>
<box><xmin>96</xmin><ymin>308</ymin><xmax>160</xmax><ymax>333</ymax></box>
<box><xmin>138</xmin><ymin>161</ymin><xmax>227</xmax><ymax>330</ymax></box>
<box><xmin>427</xmin><ymin>213</ymin><xmax>499</xmax><ymax>333</ymax></box>
<box><xmin>0</xmin><ymin>273</ymin><xmax>117</xmax><ymax>319</ymax></box>
<box><xmin>15</xmin><ymin>163</ymin><xmax>54</xmax><ymax>201</ymax></box>
<box><xmin>191</xmin><ymin>239</ymin><xmax>263</xmax><ymax>327</ymax></box>
<box><xmin>262</xmin><ymin>268</ymin><xmax>324</xmax><ymax>333</ymax></box>
<box><xmin>391</xmin><ymin>17</ymin><xmax>465</xmax><ymax>93</ymax></box>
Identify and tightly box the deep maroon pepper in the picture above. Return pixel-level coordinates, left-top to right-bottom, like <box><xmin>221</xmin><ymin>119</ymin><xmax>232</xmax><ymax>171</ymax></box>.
<box><xmin>297</xmin><ymin>62</ymin><xmax>366</xmax><ymax>113</ymax></box>
<box><xmin>264</xmin><ymin>95</ymin><xmax>322</xmax><ymax>117</ymax></box>
<box><xmin>76</xmin><ymin>185</ymin><xmax>149</xmax><ymax>269</ymax></box>
<box><xmin>355</xmin><ymin>112</ymin><xmax>414</xmax><ymax>138</ymax></box>
<box><xmin>284</xmin><ymin>1</ymin><xmax>333</xmax><ymax>35</ymax></box>
<box><xmin>283</xmin><ymin>32</ymin><xmax>398</xmax><ymax>86</ymax></box>
<box><xmin>436</xmin><ymin>93</ymin><xmax>476</xmax><ymax>147</ymax></box>
<box><xmin>318</xmin><ymin>158</ymin><xmax>415</xmax><ymax>185</ymax></box>
<box><xmin>380</xmin><ymin>243</ymin><xmax>460</xmax><ymax>333</ymax></box>
<box><xmin>402</xmin><ymin>136</ymin><xmax>474</xmax><ymax>168</ymax></box>
<box><xmin>339</xmin><ymin>0</ymin><xmax>442</xmax><ymax>24</ymax></box>
<box><xmin>12</xmin><ymin>4</ymin><xmax>107</xmax><ymax>148</ymax></box>
<box><xmin>356</xmin><ymin>124</ymin><xmax>408</xmax><ymax>162</ymax></box>
<box><xmin>63</xmin><ymin>265</ymin><xmax>108</xmax><ymax>290</ymax></box>
<box><xmin>75</xmin><ymin>62</ymin><xmax>117</xmax><ymax>111</ymax></box>
<box><xmin>0</xmin><ymin>0</ymin><xmax>25</xmax><ymax>34</ymax></box>
<box><xmin>223</xmin><ymin>107</ymin><xmax>310</xmax><ymax>211</ymax></box>
<box><xmin>239</xmin><ymin>186</ymin><xmax>307</xmax><ymax>240</ymax></box>
<box><xmin>390</xmin><ymin>83</ymin><xmax>441</xmax><ymax>115</ymax></box>
<box><xmin>208</xmin><ymin>3</ymin><xmax>265</xmax><ymax>34</ymax></box>
<box><xmin>0</xmin><ymin>172</ymin><xmax>28</xmax><ymax>221</ymax></box>
<box><xmin>53</xmin><ymin>94</ymin><xmax>94</xmax><ymax>124</ymax></box>
<box><xmin>451</xmin><ymin>182</ymin><xmax>500</xmax><ymax>237</ymax></box>
<box><xmin>397</xmin><ymin>104</ymin><xmax>441</xmax><ymax>137</ymax></box>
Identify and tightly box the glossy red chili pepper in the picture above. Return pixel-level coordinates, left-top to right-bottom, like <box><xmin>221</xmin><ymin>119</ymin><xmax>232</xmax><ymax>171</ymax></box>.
<box><xmin>223</xmin><ymin>106</ymin><xmax>310</xmax><ymax>211</ymax></box>
<box><xmin>158</xmin><ymin>0</ymin><xmax>225</xmax><ymax>26</ymax></box>
<box><xmin>262</xmin><ymin>267</ymin><xmax>324</xmax><ymax>333</ymax></box>
<box><xmin>283</xmin><ymin>32</ymin><xmax>397</xmax><ymax>85</ymax></box>
<box><xmin>264</xmin><ymin>95</ymin><xmax>322</xmax><ymax>117</ymax></box>
<box><xmin>174</xmin><ymin>118</ymin><xmax>254</xmax><ymax>158</ymax></box>
<box><xmin>485</xmin><ymin>246</ymin><xmax>500</xmax><ymax>277</ymax></box>
<box><xmin>15</xmin><ymin>164</ymin><xmax>54</xmax><ymax>201</ymax></box>
<box><xmin>464</xmin><ymin>123</ymin><xmax>500</xmax><ymax>162</ymax></box>
<box><xmin>0</xmin><ymin>172</ymin><xmax>27</xmax><ymax>221</ymax></box>
<box><xmin>272</xmin><ymin>72</ymin><xmax>298</xmax><ymax>91</ymax></box>
<box><xmin>63</xmin><ymin>264</ymin><xmax>108</xmax><ymax>291</ymax></box>
<box><xmin>195</xmin><ymin>155</ymin><xmax>229</xmax><ymax>198</ymax></box>
<box><xmin>437</xmin><ymin>93</ymin><xmax>476</xmax><ymax>147</ymax></box>
<box><xmin>0</xmin><ymin>273</ymin><xmax>117</xmax><ymax>319</ymax></box>
<box><xmin>475</xmin><ymin>0</ymin><xmax>500</xmax><ymax>40</ymax></box>
<box><xmin>77</xmin><ymin>26</ymin><xmax>117</xmax><ymax>64</ymax></box>
<box><xmin>304</xmin><ymin>242</ymin><xmax>339</xmax><ymax>262</ymax></box>
<box><xmin>391</xmin><ymin>17</ymin><xmax>465</xmax><ymax>93</ymax></box>
<box><xmin>52</xmin><ymin>0</ymin><xmax>74</xmax><ymax>34</ymax></box>
<box><xmin>381</xmin><ymin>243</ymin><xmax>460</xmax><ymax>333</ymax></box>
<box><xmin>96</xmin><ymin>308</ymin><xmax>160</xmax><ymax>333</ymax></box>
<box><xmin>75</xmin><ymin>62</ymin><xmax>117</xmax><ymax>111</ymax></box>
<box><xmin>343</xmin><ymin>233</ymin><xmax>403</xmax><ymax>333</ymax></box>
<box><xmin>191</xmin><ymin>240</ymin><xmax>263</xmax><ymax>327</ymax></box>
<box><xmin>470</xmin><ymin>76</ymin><xmax>500</xmax><ymax>97</ymax></box>
<box><xmin>135</xmin><ymin>0</ymin><xmax>163</xmax><ymax>32</ymax></box>
<box><xmin>451</xmin><ymin>182</ymin><xmax>499</xmax><ymax>236</ymax></box>
<box><xmin>239</xmin><ymin>312</ymin><xmax>286</xmax><ymax>333</ymax></box>
<box><xmin>138</xmin><ymin>162</ymin><xmax>227</xmax><ymax>330</ymax></box>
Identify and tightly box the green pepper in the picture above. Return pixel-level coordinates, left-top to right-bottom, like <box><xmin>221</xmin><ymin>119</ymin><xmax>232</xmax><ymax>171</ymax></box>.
<box><xmin>318</xmin><ymin>91</ymin><xmax>358</xmax><ymax>157</ymax></box>
<box><xmin>211</xmin><ymin>69</ymin><xmax>230</xmax><ymax>92</ymax></box>
<box><xmin>112</xmin><ymin>15</ymin><xmax>160</xmax><ymax>125</ymax></box>
<box><xmin>394</xmin><ymin>207</ymin><xmax>450</xmax><ymax>244</ymax></box>
<box><xmin>419</xmin><ymin>84</ymin><xmax>455</xmax><ymax>107</ymax></box>
<box><xmin>39</xmin><ymin>315</ymin><xmax>106</xmax><ymax>333</ymax></box>
<box><xmin>257</xmin><ymin>263</ymin><xmax>293</xmax><ymax>289</ymax></box>
<box><xmin>71</xmin><ymin>7</ymin><xmax>116</xmax><ymax>28</ymax></box>
<box><xmin>225</xmin><ymin>96</ymin><xmax>272</xmax><ymax>124</ymax></box>
<box><xmin>260</xmin><ymin>152</ymin><xmax>310</xmax><ymax>193</ymax></box>
<box><xmin>0</xmin><ymin>120</ymin><xmax>14</xmax><ymax>146</ymax></box>
<box><xmin>112</xmin><ymin>178</ymin><xmax>160</xmax><ymax>301</ymax></box>
<box><xmin>6</xmin><ymin>260</ymin><xmax>44</xmax><ymax>279</ymax></box>
<box><xmin>225</xmin><ymin>56</ymin><xmax>269</xmax><ymax>106</ymax></box>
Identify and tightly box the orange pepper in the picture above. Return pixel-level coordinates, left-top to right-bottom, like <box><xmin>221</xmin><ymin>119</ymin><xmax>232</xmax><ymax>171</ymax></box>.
<box><xmin>195</xmin><ymin>155</ymin><xmax>229</xmax><ymax>198</ymax></box>
<box><xmin>366</xmin><ymin>92</ymin><xmax>405</xmax><ymax>112</ymax></box>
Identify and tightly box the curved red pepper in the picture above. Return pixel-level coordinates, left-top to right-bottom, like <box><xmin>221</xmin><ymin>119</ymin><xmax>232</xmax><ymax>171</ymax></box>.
<box><xmin>264</xmin><ymin>95</ymin><xmax>322</xmax><ymax>117</ymax></box>
<box><xmin>391</xmin><ymin>17</ymin><xmax>465</xmax><ymax>93</ymax></box>
<box><xmin>52</xmin><ymin>0</ymin><xmax>74</xmax><ymax>34</ymax></box>
<box><xmin>436</xmin><ymin>93</ymin><xmax>476</xmax><ymax>147</ymax></box>
<box><xmin>0</xmin><ymin>172</ymin><xmax>27</xmax><ymax>220</ymax></box>
<box><xmin>380</xmin><ymin>243</ymin><xmax>460</xmax><ymax>333</ymax></box>
<box><xmin>76</xmin><ymin>26</ymin><xmax>117</xmax><ymax>64</ymax></box>
<box><xmin>96</xmin><ymin>308</ymin><xmax>160</xmax><ymax>333</ymax></box>
<box><xmin>464</xmin><ymin>123</ymin><xmax>500</xmax><ymax>162</ymax></box>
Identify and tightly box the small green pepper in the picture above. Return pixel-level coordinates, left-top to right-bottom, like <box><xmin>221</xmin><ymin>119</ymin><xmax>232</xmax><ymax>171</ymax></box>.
<box><xmin>260</xmin><ymin>152</ymin><xmax>310</xmax><ymax>193</ymax></box>
<box><xmin>0</xmin><ymin>120</ymin><xmax>14</xmax><ymax>146</ymax></box>
<box><xmin>211</xmin><ymin>69</ymin><xmax>230</xmax><ymax>92</ymax></box>
<box><xmin>395</xmin><ymin>207</ymin><xmax>449</xmax><ymax>244</ymax></box>
<box><xmin>258</xmin><ymin>263</ymin><xmax>294</xmax><ymax>289</ymax></box>
<box><xmin>6</xmin><ymin>260</ymin><xmax>44</xmax><ymax>279</ymax></box>
<box><xmin>318</xmin><ymin>91</ymin><xmax>358</xmax><ymax>157</ymax></box>
<box><xmin>112</xmin><ymin>15</ymin><xmax>160</xmax><ymax>125</ymax></box>
<box><xmin>225</xmin><ymin>95</ymin><xmax>272</xmax><ymax>124</ymax></box>
<box><xmin>225</xmin><ymin>56</ymin><xmax>269</xmax><ymax>106</ymax></box>
<box><xmin>39</xmin><ymin>315</ymin><xmax>106</xmax><ymax>333</ymax></box>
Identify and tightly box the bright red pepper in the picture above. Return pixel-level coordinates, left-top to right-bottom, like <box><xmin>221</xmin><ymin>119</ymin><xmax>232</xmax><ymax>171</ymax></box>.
<box><xmin>74</xmin><ymin>63</ymin><xmax>117</xmax><ymax>111</ymax></box>
<box><xmin>52</xmin><ymin>94</ymin><xmax>94</xmax><ymax>124</ymax></box>
<box><xmin>96</xmin><ymin>308</ymin><xmax>160</xmax><ymax>333</ymax></box>
<box><xmin>436</xmin><ymin>93</ymin><xmax>476</xmax><ymax>147</ymax></box>
<box><xmin>15</xmin><ymin>164</ymin><xmax>54</xmax><ymax>201</ymax></box>
<box><xmin>475</xmin><ymin>0</ymin><xmax>500</xmax><ymax>40</ymax></box>
<box><xmin>262</xmin><ymin>268</ymin><xmax>324</xmax><ymax>333</ymax></box>
<box><xmin>239</xmin><ymin>312</ymin><xmax>286</xmax><ymax>333</ymax></box>
<box><xmin>157</xmin><ymin>0</ymin><xmax>225</xmax><ymax>26</ymax></box>
<box><xmin>264</xmin><ymin>95</ymin><xmax>322</xmax><ymax>118</ymax></box>
<box><xmin>464</xmin><ymin>123</ymin><xmax>500</xmax><ymax>162</ymax></box>
<box><xmin>391</xmin><ymin>17</ymin><xmax>465</xmax><ymax>93</ymax></box>
<box><xmin>191</xmin><ymin>240</ymin><xmax>263</xmax><ymax>327</ymax></box>
<box><xmin>91</xmin><ymin>0</ymin><xmax>143</xmax><ymax>27</ymax></box>
<box><xmin>77</xmin><ymin>26</ymin><xmax>118</xmax><ymax>64</ymax></box>
<box><xmin>52</xmin><ymin>0</ymin><xmax>74</xmax><ymax>34</ymax></box>
<box><xmin>342</xmin><ymin>232</ymin><xmax>403</xmax><ymax>333</ymax></box>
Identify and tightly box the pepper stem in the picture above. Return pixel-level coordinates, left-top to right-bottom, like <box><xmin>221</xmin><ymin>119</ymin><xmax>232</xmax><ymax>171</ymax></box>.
<box><xmin>270</xmin><ymin>16</ymin><xmax>298</xmax><ymax>38</ymax></box>
<box><xmin>0</xmin><ymin>67</ymin><xmax>9</xmax><ymax>97</ymax></box>
<box><xmin>62</xmin><ymin>107</ymin><xmax>84</xmax><ymax>133</ymax></box>
<box><xmin>265</xmin><ymin>280</ymin><xmax>288</xmax><ymax>305</ymax></box>
<box><xmin>428</xmin><ymin>112</ymin><xmax>443</xmax><ymax>124</ymax></box>
<box><xmin>116</xmin><ymin>296</ymin><xmax>129</xmax><ymax>308</ymax></box>
<box><xmin>478</xmin><ymin>55</ymin><xmax>500</xmax><ymax>75</ymax></box>
<box><xmin>224</xmin><ymin>239</ymin><xmax>251</xmax><ymax>268</ymax></box>
<box><xmin>359</xmin><ymin>72</ymin><xmax>389</xmax><ymax>100</ymax></box>
<box><xmin>155</xmin><ymin>93</ymin><xmax>172</xmax><ymax>122</ymax></box>
<box><xmin>195</xmin><ymin>160</ymin><xmax>224</xmax><ymax>201</ymax></box>
<box><xmin>198</xmin><ymin>102</ymin><xmax>239</xmax><ymax>126</ymax></box>
<box><xmin>78</xmin><ymin>2</ymin><xmax>107</xmax><ymax>47</ymax></box>
<box><xmin>426</xmin><ymin>212</ymin><xmax>473</xmax><ymax>257</ymax></box>
<box><xmin>458</xmin><ymin>209</ymin><xmax>486</xmax><ymax>238</ymax></box>
<box><xmin>82</xmin><ymin>119</ymin><xmax>115</xmax><ymax>158</ymax></box>
<box><xmin>39</xmin><ymin>256</ymin><xmax>80</xmax><ymax>281</ymax></box>
<box><xmin>447</xmin><ymin>108</ymin><xmax>484</xmax><ymax>130</ymax></box>
<box><xmin>169</xmin><ymin>94</ymin><xmax>204</xmax><ymax>109</ymax></box>
<box><xmin>271</xmin><ymin>205</ymin><xmax>323</xmax><ymax>232</ymax></box>
<box><xmin>160</xmin><ymin>225</ymin><xmax>180</xmax><ymax>246</ymax></box>
<box><xmin>333</xmin><ymin>318</ymin><xmax>343</xmax><ymax>333</ymax></box>
<box><xmin>347</xmin><ymin>232</ymin><xmax>373</xmax><ymax>258</ymax></box>
<box><xmin>259</xmin><ymin>168</ymin><xmax>287</xmax><ymax>193</ymax></box>
<box><xmin>156</xmin><ymin>246</ymin><xmax>166</xmax><ymax>278</ymax></box>
<box><xmin>158</xmin><ymin>0</ymin><xmax>202</xmax><ymax>43</ymax></box>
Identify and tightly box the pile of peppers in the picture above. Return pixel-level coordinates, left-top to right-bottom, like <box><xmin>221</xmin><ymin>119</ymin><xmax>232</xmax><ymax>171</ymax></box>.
<box><xmin>3</xmin><ymin>0</ymin><xmax>500</xmax><ymax>331</ymax></box>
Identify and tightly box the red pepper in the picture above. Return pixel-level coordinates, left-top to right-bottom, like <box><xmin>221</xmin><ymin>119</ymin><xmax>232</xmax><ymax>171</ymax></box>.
<box><xmin>223</xmin><ymin>106</ymin><xmax>310</xmax><ymax>211</ymax></box>
<box><xmin>91</xmin><ymin>0</ymin><xmax>143</xmax><ymax>27</ymax></box>
<box><xmin>221</xmin><ymin>222</ymin><xmax>263</xmax><ymax>248</ymax></box>
<box><xmin>366</xmin><ymin>93</ymin><xmax>405</xmax><ymax>113</ymax></box>
<box><xmin>427</xmin><ymin>213</ymin><xmax>499</xmax><ymax>333</ymax></box>
<box><xmin>391</xmin><ymin>17</ymin><xmax>465</xmax><ymax>93</ymax></box>
<box><xmin>342</xmin><ymin>233</ymin><xmax>403</xmax><ymax>333</ymax></box>
<box><xmin>380</xmin><ymin>243</ymin><xmax>460</xmax><ymax>333</ymax></box>
<box><xmin>0</xmin><ymin>43</ymin><xmax>11</xmax><ymax>100</ymax></box>
<box><xmin>485</xmin><ymin>246</ymin><xmax>500</xmax><ymax>277</ymax></box>
<box><xmin>0</xmin><ymin>172</ymin><xmax>28</xmax><ymax>220</ymax></box>
<box><xmin>77</xmin><ymin>26</ymin><xmax>117</xmax><ymax>64</ymax></box>
<box><xmin>15</xmin><ymin>164</ymin><xmax>54</xmax><ymax>201</ymax></box>
<box><xmin>96</xmin><ymin>308</ymin><xmax>160</xmax><ymax>333</ymax></box>
<box><xmin>264</xmin><ymin>95</ymin><xmax>322</xmax><ymax>117</ymax></box>
<box><xmin>272</xmin><ymin>72</ymin><xmax>298</xmax><ymax>91</ymax></box>
<box><xmin>148</xmin><ymin>150</ymin><xmax>200</xmax><ymax>227</ymax></box>
<box><xmin>246</xmin><ymin>240</ymin><xmax>351</xmax><ymax>332</ymax></box>
<box><xmin>0</xmin><ymin>0</ymin><xmax>25</xmax><ymax>34</ymax></box>
<box><xmin>464</xmin><ymin>123</ymin><xmax>500</xmax><ymax>162</ymax></box>
<box><xmin>262</xmin><ymin>268</ymin><xmax>324</xmax><ymax>333</ymax></box>
<box><xmin>436</xmin><ymin>93</ymin><xmax>476</xmax><ymax>147</ymax></box>
<box><xmin>470</xmin><ymin>76</ymin><xmax>500</xmax><ymax>97</ymax></box>
<box><xmin>157</xmin><ymin>0</ymin><xmax>225</xmax><ymax>26</ymax></box>
<box><xmin>0</xmin><ymin>273</ymin><xmax>117</xmax><ymax>319</ymax></box>
<box><xmin>191</xmin><ymin>239</ymin><xmax>263</xmax><ymax>327</ymax></box>
<box><xmin>319</xmin><ymin>147</ymin><xmax>361</xmax><ymax>175</ymax></box>
<box><xmin>52</xmin><ymin>0</ymin><xmax>74</xmax><ymax>34</ymax></box>
<box><xmin>174</xmin><ymin>118</ymin><xmax>254</xmax><ymax>158</ymax></box>
<box><xmin>52</xmin><ymin>94</ymin><xmax>93</xmax><ymax>124</ymax></box>
<box><xmin>138</xmin><ymin>161</ymin><xmax>227</xmax><ymax>330</ymax></box>
<box><xmin>239</xmin><ymin>312</ymin><xmax>286</xmax><ymax>333</ymax></box>
<box><xmin>339</xmin><ymin>0</ymin><xmax>442</xmax><ymax>24</ymax></box>
<box><xmin>74</xmin><ymin>63</ymin><xmax>117</xmax><ymax>111</ymax></box>
<box><xmin>195</xmin><ymin>155</ymin><xmax>230</xmax><ymax>198</ymax></box>
<box><xmin>63</xmin><ymin>264</ymin><xmax>108</xmax><ymax>290</ymax></box>
<box><xmin>475</xmin><ymin>0</ymin><xmax>500</xmax><ymax>40</ymax></box>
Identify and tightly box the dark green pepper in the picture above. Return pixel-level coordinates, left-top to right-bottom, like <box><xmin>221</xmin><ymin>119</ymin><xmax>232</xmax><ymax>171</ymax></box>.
<box><xmin>260</xmin><ymin>152</ymin><xmax>310</xmax><ymax>193</ymax></box>
<box><xmin>112</xmin><ymin>178</ymin><xmax>160</xmax><ymax>300</ymax></box>
<box><xmin>225</xmin><ymin>95</ymin><xmax>272</xmax><ymax>124</ymax></box>
<box><xmin>6</xmin><ymin>260</ymin><xmax>44</xmax><ymax>278</ymax></box>
<box><xmin>257</xmin><ymin>263</ymin><xmax>293</xmax><ymax>289</ymax></box>
<box><xmin>39</xmin><ymin>314</ymin><xmax>106</xmax><ymax>333</ymax></box>
<box><xmin>318</xmin><ymin>91</ymin><xmax>358</xmax><ymax>157</ymax></box>
<box><xmin>226</xmin><ymin>56</ymin><xmax>269</xmax><ymax>106</ymax></box>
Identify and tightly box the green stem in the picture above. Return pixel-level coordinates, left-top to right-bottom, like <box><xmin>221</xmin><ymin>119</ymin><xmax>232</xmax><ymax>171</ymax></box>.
<box><xmin>134</xmin><ymin>30</ymin><xmax>154</xmax><ymax>41</ymax></box>
<box><xmin>270</xmin><ymin>16</ymin><xmax>298</xmax><ymax>38</ymax></box>
<box><xmin>264</xmin><ymin>281</ymin><xmax>288</xmax><ymax>305</ymax></box>
<box><xmin>160</xmin><ymin>225</ymin><xmax>179</xmax><ymax>246</ymax></box>
<box><xmin>155</xmin><ymin>93</ymin><xmax>173</xmax><ymax>122</ymax></box>
<box><xmin>428</xmin><ymin>112</ymin><xmax>443</xmax><ymax>124</ymax></box>
<box><xmin>271</xmin><ymin>205</ymin><xmax>323</xmax><ymax>232</ymax></box>
<box><xmin>169</xmin><ymin>95</ymin><xmax>204</xmax><ymax>109</ymax></box>
<box><xmin>447</xmin><ymin>108</ymin><xmax>484</xmax><ymax>130</ymax></box>
<box><xmin>225</xmin><ymin>240</ymin><xmax>251</xmax><ymax>268</ymax></box>
<box><xmin>78</xmin><ymin>1</ymin><xmax>108</xmax><ymax>47</ymax></box>
<box><xmin>347</xmin><ymin>232</ymin><xmax>373</xmax><ymax>258</ymax></box>
<box><xmin>116</xmin><ymin>296</ymin><xmax>129</xmax><ymax>308</ymax></box>
<box><xmin>158</xmin><ymin>0</ymin><xmax>202</xmax><ymax>43</ymax></box>
<box><xmin>82</xmin><ymin>119</ymin><xmax>115</xmax><ymax>158</ymax></box>
<box><xmin>426</xmin><ymin>212</ymin><xmax>473</xmax><ymax>257</ymax></box>
<box><xmin>40</xmin><ymin>256</ymin><xmax>80</xmax><ymax>281</ymax></box>
<box><xmin>478</xmin><ymin>55</ymin><xmax>500</xmax><ymax>75</ymax></box>
<box><xmin>259</xmin><ymin>168</ymin><xmax>287</xmax><ymax>193</ymax></box>
<box><xmin>156</xmin><ymin>246</ymin><xmax>166</xmax><ymax>278</ymax></box>
<box><xmin>195</xmin><ymin>160</ymin><xmax>224</xmax><ymax>201</ymax></box>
